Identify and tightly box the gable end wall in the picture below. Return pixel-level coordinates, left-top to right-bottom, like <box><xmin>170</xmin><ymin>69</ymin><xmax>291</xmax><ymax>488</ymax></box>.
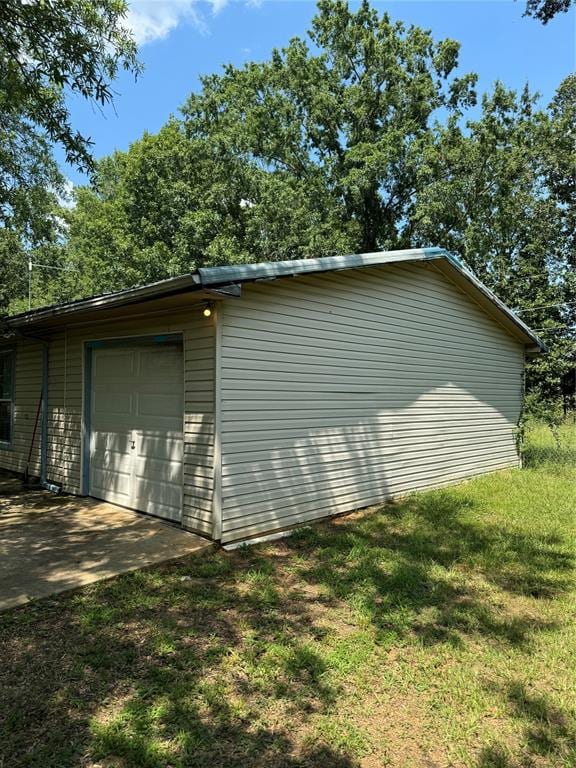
<box><xmin>218</xmin><ymin>261</ymin><xmax>525</xmax><ymax>542</ymax></box>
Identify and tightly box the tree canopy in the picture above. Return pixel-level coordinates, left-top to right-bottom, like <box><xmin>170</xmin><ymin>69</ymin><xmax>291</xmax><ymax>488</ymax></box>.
<box><xmin>0</xmin><ymin>0</ymin><xmax>139</xmax><ymax>314</ymax></box>
<box><xmin>524</xmin><ymin>0</ymin><xmax>575</xmax><ymax>23</ymax></box>
<box><xmin>5</xmin><ymin>0</ymin><xmax>575</xmax><ymax>399</ymax></box>
<box><xmin>186</xmin><ymin>0</ymin><xmax>479</xmax><ymax>254</ymax></box>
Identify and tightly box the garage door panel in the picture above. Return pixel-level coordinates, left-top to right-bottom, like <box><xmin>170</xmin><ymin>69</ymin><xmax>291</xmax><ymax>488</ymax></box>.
<box><xmin>139</xmin><ymin>347</ymin><xmax>182</xmax><ymax>377</ymax></box>
<box><xmin>90</xmin><ymin>438</ymin><xmax>133</xmax><ymax>506</ymax></box>
<box><xmin>92</xmin><ymin>392</ymin><xmax>134</xmax><ymax>423</ymax></box>
<box><xmin>89</xmin><ymin>341</ymin><xmax>184</xmax><ymax>523</ymax></box>
<box><xmin>93</xmin><ymin>349</ymin><xmax>135</xmax><ymax>378</ymax></box>
<box><xmin>91</xmin><ymin>464</ymin><xmax>132</xmax><ymax>489</ymax></box>
<box><xmin>91</xmin><ymin>446</ymin><xmax>131</xmax><ymax>469</ymax></box>
<box><xmin>133</xmin><ymin>491</ymin><xmax>182</xmax><ymax>522</ymax></box>
<box><xmin>134</xmin><ymin>433</ymin><xmax>183</xmax><ymax>462</ymax></box>
<box><xmin>90</xmin><ymin>467</ymin><xmax>133</xmax><ymax>506</ymax></box>
<box><xmin>90</xmin><ymin>430</ymin><xmax>132</xmax><ymax>455</ymax></box>
<box><xmin>136</xmin><ymin>392</ymin><xmax>183</xmax><ymax>427</ymax></box>
<box><xmin>133</xmin><ymin>455</ymin><xmax>183</xmax><ymax>483</ymax></box>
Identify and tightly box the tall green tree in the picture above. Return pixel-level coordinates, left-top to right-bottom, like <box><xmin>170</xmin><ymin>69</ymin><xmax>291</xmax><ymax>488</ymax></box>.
<box><xmin>0</xmin><ymin>110</ymin><xmax>62</xmax><ymax>312</ymax></box>
<box><xmin>0</xmin><ymin>0</ymin><xmax>139</xmax><ymax>314</ymax></box>
<box><xmin>60</xmin><ymin>0</ymin><xmax>573</xmax><ymax>398</ymax></box>
<box><xmin>183</xmin><ymin>0</ymin><xmax>476</xmax><ymax>253</ymax></box>
<box><xmin>62</xmin><ymin>118</ymin><xmax>358</xmax><ymax>296</ymax></box>
<box><xmin>413</xmin><ymin>78</ymin><xmax>575</xmax><ymax>397</ymax></box>
<box><xmin>66</xmin><ymin>0</ymin><xmax>477</xmax><ymax>292</ymax></box>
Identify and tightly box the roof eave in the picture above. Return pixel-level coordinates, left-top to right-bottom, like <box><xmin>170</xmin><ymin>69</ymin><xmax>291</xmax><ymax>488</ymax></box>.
<box><xmin>435</xmin><ymin>250</ymin><xmax>548</xmax><ymax>353</ymax></box>
<box><xmin>198</xmin><ymin>246</ymin><xmax>546</xmax><ymax>353</ymax></box>
<box><xmin>197</xmin><ymin>247</ymin><xmax>446</xmax><ymax>287</ymax></box>
<box><xmin>2</xmin><ymin>247</ymin><xmax>546</xmax><ymax>354</ymax></box>
<box><xmin>4</xmin><ymin>273</ymin><xmax>204</xmax><ymax>329</ymax></box>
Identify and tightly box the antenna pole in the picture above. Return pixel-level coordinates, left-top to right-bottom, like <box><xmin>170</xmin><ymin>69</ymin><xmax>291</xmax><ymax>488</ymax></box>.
<box><xmin>26</xmin><ymin>258</ymin><xmax>77</xmax><ymax>309</ymax></box>
<box><xmin>28</xmin><ymin>257</ymin><xmax>32</xmax><ymax>310</ymax></box>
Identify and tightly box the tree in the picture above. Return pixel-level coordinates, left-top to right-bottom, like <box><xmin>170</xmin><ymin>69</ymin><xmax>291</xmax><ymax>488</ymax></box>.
<box><xmin>183</xmin><ymin>0</ymin><xmax>477</xmax><ymax>253</ymax></box>
<box><xmin>0</xmin><ymin>108</ymin><xmax>64</xmax><ymax>314</ymax></box>
<box><xmin>62</xmin><ymin>0</ymin><xmax>476</xmax><ymax>292</ymax></box>
<box><xmin>61</xmin><ymin>118</ymin><xmax>358</xmax><ymax>296</ymax></box>
<box><xmin>524</xmin><ymin>0</ymin><xmax>575</xmax><ymax>23</ymax></box>
<box><xmin>0</xmin><ymin>0</ymin><xmax>139</xmax><ymax>314</ymax></box>
<box><xmin>0</xmin><ymin>0</ymin><xmax>139</xmax><ymax>174</ymax></box>
<box><xmin>526</xmin><ymin>75</ymin><xmax>576</xmax><ymax>398</ymax></box>
<box><xmin>412</xmin><ymin>78</ymin><xmax>575</xmax><ymax>398</ymax></box>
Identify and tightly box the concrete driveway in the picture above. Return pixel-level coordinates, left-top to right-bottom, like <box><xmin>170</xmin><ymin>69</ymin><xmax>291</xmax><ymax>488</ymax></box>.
<box><xmin>0</xmin><ymin>473</ymin><xmax>211</xmax><ymax>611</ymax></box>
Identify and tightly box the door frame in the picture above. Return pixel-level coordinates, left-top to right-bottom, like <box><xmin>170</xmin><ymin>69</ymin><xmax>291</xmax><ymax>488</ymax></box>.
<box><xmin>81</xmin><ymin>333</ymin><xmax>184</xmax><ymax>498</ymax></box>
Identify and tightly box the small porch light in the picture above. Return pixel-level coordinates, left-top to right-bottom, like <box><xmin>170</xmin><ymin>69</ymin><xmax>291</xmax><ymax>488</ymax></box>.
<box><xmin>202</xmin><ymin>303</ymin><xmax>214</xmax><ymax>318</ymax></box>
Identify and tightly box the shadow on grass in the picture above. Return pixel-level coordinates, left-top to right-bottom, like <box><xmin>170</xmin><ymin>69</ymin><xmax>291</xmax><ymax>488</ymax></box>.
<box><xmin>292</xmin><ymin>492</ymin><xmax>573</xmax><ymax>648</ymax></box>
<box><xmin>0</xmin><ymin>550</ymin><xmax>356</xmax><ymax>768</ymax></box>
<box><xmin>478</xmin><ymin>681</ymin><xmax>576</xmax><ymax>767</ymax></box>
<box><xmin>0</xmin><ymin>486</ymin><xmax>574</xmax><ymax>767</ymax></box>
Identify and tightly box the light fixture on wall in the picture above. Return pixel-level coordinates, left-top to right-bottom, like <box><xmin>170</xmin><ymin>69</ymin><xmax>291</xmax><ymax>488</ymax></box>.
<box><xmin>202</xmin><ymin>303</ymin><xmax>214</xmax><ymax>318</ymax></box>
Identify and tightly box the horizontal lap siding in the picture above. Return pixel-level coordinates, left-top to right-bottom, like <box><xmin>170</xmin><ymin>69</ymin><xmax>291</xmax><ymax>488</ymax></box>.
<box><xmin>183</xmin><ymin>316</ymin><xmax>215</xmax><ymax>533</ymax></box>
<box><xmin>219</xmin><ymin>262</ymin><xmax>524</xmax><ymax>542</ymax></box>
<box><xmin>45</xmin><ymin>310</ymin><xmax>215</xmax><ymax>535</ymax></box>
<box><xmin>0</xmin><ymin>340</ymin><xmax>43</xmax><ymax>475</ymax></box>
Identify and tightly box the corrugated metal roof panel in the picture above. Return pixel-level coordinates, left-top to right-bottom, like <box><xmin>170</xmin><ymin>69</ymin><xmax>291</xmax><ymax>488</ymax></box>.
<box><xmin>2</xmin><ymin>246</ymin><xmax>546</xmax><ymax>352</ymax></box>
<box><xmin>197</xmin><ymin>247</ymin><xmax>445</xmax><ymax>286</ymax></box>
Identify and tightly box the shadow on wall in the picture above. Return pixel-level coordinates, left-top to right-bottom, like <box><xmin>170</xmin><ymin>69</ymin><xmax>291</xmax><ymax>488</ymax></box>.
<box><xmin>45</xmin><ymin>402</ymin><xmax>83</xmax><ymax>494</ymax></box>
<box><xmin>218</xmin><ymin>261</ymin><xmax>526</xmax><ymax>541</ymax></box>
<box><xmin>220</xmin><ymin>377</ymin><xmax>523</xmax><ymax>541</ymax></box>
<box><xmin>0</xmin><ymin>465</ymin><xmax>573</xmax><ymax>767</ymax></box>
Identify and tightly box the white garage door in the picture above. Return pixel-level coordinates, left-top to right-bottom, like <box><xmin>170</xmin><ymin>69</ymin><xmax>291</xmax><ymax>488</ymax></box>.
<box><xmin>89</xmin><ymin>340</ymin><xmax>184</xmax><ymax>522</ymax></box>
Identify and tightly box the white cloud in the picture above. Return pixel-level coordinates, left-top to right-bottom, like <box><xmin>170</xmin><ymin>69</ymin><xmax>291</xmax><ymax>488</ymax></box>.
<box><xmin>57</xmin><ymin>178</ymin><xmax>76</xmax><ymax>210</ymax></box>
<box><xmin>211</xmin><ymin>0</ymin><xmax>229</xmax><ymax>13</ymax></box>
<box><xmin>123</xmin><ymin>1</ymin><xmax>268</xmax><ymax>46</ymax></box>
<box><xmin>124</xmin><ymin>1</ymin><xmax>208</xmax><ymax>46</ymax></box>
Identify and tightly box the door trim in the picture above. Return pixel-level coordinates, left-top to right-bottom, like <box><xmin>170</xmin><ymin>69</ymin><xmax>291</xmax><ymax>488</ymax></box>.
<box><xmin>81</xmin><ymin>333</ymin><xmax>183</xmax><ymax>497</ymax></box>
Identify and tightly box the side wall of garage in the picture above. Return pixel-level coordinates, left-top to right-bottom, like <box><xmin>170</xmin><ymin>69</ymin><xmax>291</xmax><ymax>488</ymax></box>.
<box><xmin>0</xmin><ymin>339</ymin><xmax>44</xmax><ymax>477</ymax></box>
<box><xmin>46</xmin><ymin>308</ymin><xmax>216</xmax><ymax>535</ymax></box>
<box><xmin>218</xmin><ymin>261</ymin><xmax>525</xmax><ymax>543</ymax></box>
<box><xmin>0</xmin><ymin>307</ymin><xmax>216</xmax><ymax>536</ymax></box>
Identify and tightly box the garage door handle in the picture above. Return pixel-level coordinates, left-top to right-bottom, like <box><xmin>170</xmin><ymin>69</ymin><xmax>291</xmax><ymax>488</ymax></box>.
<box><xmin>130</xmin><ymin>440</ymin><xmax>136</xmax><ymax>450</ymax></box>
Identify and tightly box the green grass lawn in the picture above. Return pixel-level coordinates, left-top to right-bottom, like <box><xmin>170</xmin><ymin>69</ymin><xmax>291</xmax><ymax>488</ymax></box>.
<box><xmin>1</xmin><ymin>421</ymin><xmax>575</xmax><ymax>768</ymax></box>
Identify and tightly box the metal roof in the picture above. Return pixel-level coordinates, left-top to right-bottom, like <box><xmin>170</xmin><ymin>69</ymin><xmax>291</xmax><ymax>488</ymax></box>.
<box><xmin>197</xmin><ymin>247</ymin><xmax>443</xmax><ymax>285</ymax></box>
<box><xmin>2</xmin><ymin>247</ymin><xmax>547</xmax><ymax>351</ymax></box>
<box><xmin>3</xmin><ymin>273</ymin><xmax>202</xmax><ymax>329</ymax></box>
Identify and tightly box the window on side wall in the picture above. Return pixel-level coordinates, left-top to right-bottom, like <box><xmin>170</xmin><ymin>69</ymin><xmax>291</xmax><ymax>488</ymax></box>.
<box><xmin>0</xmin><ymin>349</ymin><xmax>15</xmax><ymax>446</ymax></box>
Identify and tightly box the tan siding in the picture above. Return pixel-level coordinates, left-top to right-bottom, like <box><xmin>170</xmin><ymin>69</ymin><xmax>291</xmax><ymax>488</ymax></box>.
<box><xmin>0</xmin><ymin>340</ymin><xmax>43</xmax><ymax>476</ymax></box>
<box><xmin>42</xmin><ymin>309</ymin><xmax>215</xmax><ymax>535</ymax></box>
<box><xmin>219</xmin><ymin>262</ymin><xmax>524</xmax><ymax>542</ymax></box>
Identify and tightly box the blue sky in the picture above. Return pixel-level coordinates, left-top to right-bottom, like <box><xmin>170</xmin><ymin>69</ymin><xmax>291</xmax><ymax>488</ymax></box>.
<box><xmin>58</xmin><ymin>0</ymin><xmax>575</xmax><ymax>186</ymax></box>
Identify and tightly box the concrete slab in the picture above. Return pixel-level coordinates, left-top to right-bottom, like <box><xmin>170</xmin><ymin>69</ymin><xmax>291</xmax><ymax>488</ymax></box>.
<box><xmin>0</xmin><ymin>474</ymin><xmax>211</xmax><ymax>611</ymax></box>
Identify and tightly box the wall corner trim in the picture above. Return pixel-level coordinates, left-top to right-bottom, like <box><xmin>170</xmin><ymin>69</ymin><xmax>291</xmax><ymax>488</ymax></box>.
<box><xmin>212</xmin><ymin>305</ymin><xmax>223</xmax><ymax>541</ymax></box>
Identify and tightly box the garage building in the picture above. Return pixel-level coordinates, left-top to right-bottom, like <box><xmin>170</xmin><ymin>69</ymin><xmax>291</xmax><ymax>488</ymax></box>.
<box><xmin>0</xmin><ymin>248</ymin><xmax>546</xmax><ymax>543</ymax></box>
